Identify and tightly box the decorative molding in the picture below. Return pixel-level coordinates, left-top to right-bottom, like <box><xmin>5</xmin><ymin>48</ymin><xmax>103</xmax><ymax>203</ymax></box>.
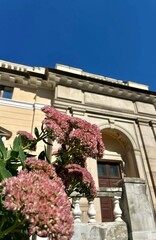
<box><xmin>48</xmin><ymin>72</ymin><xmax>156</xmax><ymax>106</ymax></box>
<box><xmin>0</xmin><ymin>99</ymin><xmax>51</xmax><ymax>111</ymax></box>
<box><xmin>0</xmin><ymin>72</ymin><xmax>56</xmax><ymax>90</ymax></box>
<box><xmin>0</xmin><ymin>98</ymin><xmax>33</xmax><ymax>109</ymax></box>
<box><xmin>0</xmin><ymin>62</ymin><xmax>156</xmax><ymax>106</ymax></box>
<box><xmin>149</xmin><ymin>120</ymin><xmax>156</xmax><ymax>126</ymax></box>
<box><xmin>136</xmin><ymin>118</ymin><xmax>150</xmax><ymax>126</ymax></box>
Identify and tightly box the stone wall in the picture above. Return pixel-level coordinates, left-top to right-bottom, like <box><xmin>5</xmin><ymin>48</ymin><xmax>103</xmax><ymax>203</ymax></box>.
<box><xmin>72</xmin><ymin>222</ymin><xmax>128</xmax><ymax>240</ymax></box>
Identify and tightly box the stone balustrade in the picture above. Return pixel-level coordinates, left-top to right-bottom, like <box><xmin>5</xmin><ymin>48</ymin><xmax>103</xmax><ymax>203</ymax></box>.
<box><xmin>71</xmin><ymin>187</ymin><xmax>123</xmax><ymax>223</ymax></box>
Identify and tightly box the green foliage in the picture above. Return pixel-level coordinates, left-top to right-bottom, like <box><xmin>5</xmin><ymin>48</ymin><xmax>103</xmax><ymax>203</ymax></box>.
<box><xmin>0</xmin><ymin>207</ymin><xmax>29</xmax><ymax>240</ymax></box>
<box><xmin>0</xmin><ymin>139</ymin><xmax>7</xmax><ymax>160</ymax></box>
<box><xmin>0</xmin><ymin>127</ymin><xmax>52</xmax><ymax>238</ymax></box>
<box><xmin>34</xmin><ymin>127</ymin><xmax>39</xmax><ymax>138</ymax></box>
<box><xmin>0</xmin><ymin>161</ymin><xmax>12</xmax><ymax>181</ymax></box>
<box><xmin>12</xmin><ymin>136</ymin><xmax>22</xmax><ymax>151</ymax></box>
<box><xmin>0</xmin><ymin>136</ymin><xmax>27</xmax><ymax>181</ymax></box>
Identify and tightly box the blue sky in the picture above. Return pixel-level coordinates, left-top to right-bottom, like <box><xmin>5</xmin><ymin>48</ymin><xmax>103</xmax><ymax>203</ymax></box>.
<box><xmin>1</xmin><ymin>0</ymin><xmax>156</xmax><ymax>91</ymax></box>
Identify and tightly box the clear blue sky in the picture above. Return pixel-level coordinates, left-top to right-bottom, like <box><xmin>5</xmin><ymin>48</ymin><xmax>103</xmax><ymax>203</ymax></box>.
<box><xmin>1</xmin><ymin>0</ymin><xmax>156</xmax><ymax>91</ymax></box>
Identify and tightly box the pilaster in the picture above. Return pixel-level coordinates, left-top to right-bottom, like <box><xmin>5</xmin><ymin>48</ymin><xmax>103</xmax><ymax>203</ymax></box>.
<box><xmin>136</xmin><ymin>118</ymin><xmax>156</xmax><ymax>208</ymax></box>
<box><xmin>119</xmin><ymin>178</ymin><xmax>156</xmax><ymax>240</ymax></box>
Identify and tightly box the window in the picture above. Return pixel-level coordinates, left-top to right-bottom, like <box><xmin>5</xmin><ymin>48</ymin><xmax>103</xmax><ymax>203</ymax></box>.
<box><xmin>98</xmin><ymin>162</ymin><xmax>121</xmax><ymax>179</ymax></box>
<box><xmin>0</xmin><ymin>85</ymin><xmax>13</xmax><ymax>99</ymax></box>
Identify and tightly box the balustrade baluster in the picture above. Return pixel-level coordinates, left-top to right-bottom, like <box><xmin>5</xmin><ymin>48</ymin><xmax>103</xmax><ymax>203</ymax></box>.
<box><xmin>113</xmin><ymin>196</ymin><xmax>122</xmax><ymax>222</ymax></box>
<box><xmin>87</xmin><ymin>198</ymin><xmax>96</xmax><ymax>223</ymax></box>
<box><xmin>72</xmin><ymin>197</ymin><xmax>82</xmax><ymax>222</ymax></box>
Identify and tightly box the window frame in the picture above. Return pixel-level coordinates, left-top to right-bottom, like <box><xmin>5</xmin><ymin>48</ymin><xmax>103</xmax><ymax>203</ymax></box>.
<box><xmin>98</xmin><ymin>162</ymin><xmax>121</xmax><ymax>179</ymax></box>
<box><xmin>0</xmin><ymin>85</ymin><xmax>13</xmax><ymax>99</ymax></box>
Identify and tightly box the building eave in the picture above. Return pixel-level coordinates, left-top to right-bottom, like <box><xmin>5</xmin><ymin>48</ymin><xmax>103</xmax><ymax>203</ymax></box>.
<box><xmin>0</xmin><ymin>60</ymin><xmax>156</xmax><ymax>106</ymax></box>
<box><xmin>47</xmin><ymin>68</ymin><xmax>156</xmax><ymax>107</ymax></box>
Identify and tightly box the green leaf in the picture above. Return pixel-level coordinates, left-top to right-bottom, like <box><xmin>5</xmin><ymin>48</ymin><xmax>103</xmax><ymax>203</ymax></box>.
<box><xmin>0</xmin><ymin>160</ymin><xmax>6</xmax><ymax>168</ymax></box>
<box><xmin>10</xmin><ymin>150</ymin><xmax>19</xmax><ymax>159</ymax></box>
<box><xmin>13</xmin><ymin>136</ymin><xmax>21</xmax><ymax>151</ymax></box>
<box><xmin>0</xmin><ymin>138</ymin><xmax>7</xmax><ymax>160</ymax></box>
<box><xmin>18</xmin><ymin>148</ymin><xmax>26</xmax><ymax>168</ymax></box>
<box><xmin>6</xmin><ymin>150</ymin><xmax>11</xmax><ymax>159</ymax></box>
<box><xmin>0</xmin><ymin>161</ymin><xmax>12</xmax><ymax>180</ymax></box>
<box><xmin>34</xmin><ymin>127</ymin><xmax>39</xmax><ymax>138</ymax></box>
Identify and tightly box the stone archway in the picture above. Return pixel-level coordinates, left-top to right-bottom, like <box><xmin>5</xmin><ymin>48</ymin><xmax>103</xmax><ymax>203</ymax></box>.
<box><xmin>102</xmin><ymin>128</ymin><xmax>139</xmax><ymax>178</ymax></box>
<box><xmin>97</xmin><ymin>127</ymin><xmax>139</xmax><ymax>222</ymax></box>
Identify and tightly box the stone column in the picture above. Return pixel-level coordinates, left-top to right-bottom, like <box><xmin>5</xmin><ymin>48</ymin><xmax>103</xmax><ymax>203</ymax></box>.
<box><xmin>119</xmin><ymin>178</ymin><xmax>156</xmax><ymax>240</ymax></box>
<box><xmin>150</xmin><ymin>120</ymin><xmax>156</xmax><ymax>141</ymax></box>
<box><xmin>137</xmin><ymin>118</ymin><xmax>156</xmax><ymax>210</ymax></box>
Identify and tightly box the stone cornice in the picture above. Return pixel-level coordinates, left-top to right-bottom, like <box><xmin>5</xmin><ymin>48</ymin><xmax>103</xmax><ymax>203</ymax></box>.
<box><xmin>136</xmin><ymin>118</ymin><xmax>150</xmax><ymax>126</ymax></box>
<box><xmin>0</xmin><ymin>71</ymin><xmax>55</xmax><ymax>89</ymax></box>
<box><xmin>149</xmin><ymin>120</ymin><xmax>156</xmax><ymax>126</ymax></box>
<box><xmin>1</xmin><ymin>61</ymin><xmax>156</xmax><ymax>106</ymax></box>
<box><xmin>54</xmin><ymin>64</ymin><xmax>149</xmax><ymax>90</ymax></box>
<box><xmin>48</xmin><ymin>71</ymin><xmax>156</xmax><ymax>107</ymax></box>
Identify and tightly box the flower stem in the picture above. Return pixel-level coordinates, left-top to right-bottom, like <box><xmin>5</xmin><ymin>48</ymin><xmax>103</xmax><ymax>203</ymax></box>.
<box><xmin>0</xmin><ymin>218</ymin><xmax>25</xmax><ymax>239</ymax></box>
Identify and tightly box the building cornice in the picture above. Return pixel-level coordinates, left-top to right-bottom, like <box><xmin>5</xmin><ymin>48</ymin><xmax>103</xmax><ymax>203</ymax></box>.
<box><xmin>48</xmin><ymin>71</ymin><xmax>156</xmax><ymax>107</ymax></box>
<box><xmin>0</xmin><ymin>70</ymin><xmax>55</xmax><ymax>89</ymax></box>
<box><xmin>0</xmin><ymin>60</ymin><xmax>156</xmax><ymax>106</ymax></box>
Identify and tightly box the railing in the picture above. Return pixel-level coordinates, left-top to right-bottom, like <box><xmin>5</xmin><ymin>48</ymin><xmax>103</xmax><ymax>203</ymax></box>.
<box><xmin>71</xmin><ymin>187</ymin><xmax>123</xmax><ymax>223</ymax></box>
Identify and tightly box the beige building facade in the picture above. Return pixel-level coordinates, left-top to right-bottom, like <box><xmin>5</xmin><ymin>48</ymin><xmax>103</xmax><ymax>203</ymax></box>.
<box><xmin>0</xmin><ymin>60</ymin><xmax>156</xmax><ymax>239</ymax></box>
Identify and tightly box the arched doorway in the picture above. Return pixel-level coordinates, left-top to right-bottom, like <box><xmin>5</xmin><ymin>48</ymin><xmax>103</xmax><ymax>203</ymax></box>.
<box><xmin>98</xmin><ymin>128</ymin><xmax>139</xmax><ymax>222</ymax></box>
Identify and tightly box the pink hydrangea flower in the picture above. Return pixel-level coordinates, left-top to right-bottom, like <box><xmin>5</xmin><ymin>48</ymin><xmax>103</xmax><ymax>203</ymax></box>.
<box><xmin>25</xmin><ymin>158</ymin><xmax>64</xmax><ymax>188</ymax></box>
<box><xmin>69</xmin><ymin>117</ymin><xmax>104</xmax><ymax>159</ymax></box>
<box><xmin>42</xmin><ymin>106</ymin><xmax>71</xmax><ymax>143</ymax></box>
<box><xmin>42</xmin><ymin>106</ymin><xmax>104</xmax><ymax>160</ymax></box>
<box><xmin>17</xmin><ymin>130</ymin><xmax>36</xmax><ymax>150</ymax></box>
<box><xmin>41</xmin><ymin>106</ymin><xmax>103</xmax><ymax>198</ymax></box>
<box><xmin>56</xmin><ymin>164</ymin><xmax>97</xmax><ymax>198</ymax></box>
<box><xmin>17</xmin><ymin>131</ymin><xmax>34</xmax><ymax>140</ymax></box>
<box><xmin>1</xmin><ymin>166</ymin><xmax>74</xmax><ymax>239</ymax></box>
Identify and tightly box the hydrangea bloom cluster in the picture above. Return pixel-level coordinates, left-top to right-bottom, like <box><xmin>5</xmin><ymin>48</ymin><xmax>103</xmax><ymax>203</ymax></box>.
<box><xmin>42</xmin><ymin>106</ymin><xmax>104</xmax><ymax>162</ymax></box>
<box><xmin>42</xmin><ymin>106</ymin><xmax>71</xmax><ymax>142</ymax></box>
<box><xmin>61</xmin><ymin>164</ymin><xmax>97</xmax><ymax>198</ymax></box>
<box><xmin>42</xmin><ymin>106</ymin><xmax>104</xmax><ymax>198</ymax></box>
<box><xmin>17</xmin><ymin>131</ymin><xmax>34</xmax><ymax>141</ymax></box>
<box><xmin>17</xmin><ymin>130</ymin><xmax>36</xmax><ymax>150</ymax></box>
<box><xmin>25</xmin><ymin>157</ymin><xmax>56</xmax><ymax>177</ymax></box>
<box><xmin>25</xmin><ymin>158</ymin><xmax>64</xmax><ymax>188</ymax></box>
<box><xmin>73</xmin><ymin>117</ymin><xmax>104</xmax><ymax>159</ymax></box>
<box><xmin>1</xmin><ymin>159</ymin><xmax>73</xmax><ymax>239</ymax></box>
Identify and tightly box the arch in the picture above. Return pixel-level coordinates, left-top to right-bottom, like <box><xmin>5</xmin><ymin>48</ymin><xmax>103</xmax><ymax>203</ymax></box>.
<box><xmin>98</xmin><ymin>122</ymin><xmax>139</xmax><ymax>151</ymax></box>
<box><xmin>98</xmin><ymin>122</ymin><xmax>139</xmax><ymax>178</ymax></box>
